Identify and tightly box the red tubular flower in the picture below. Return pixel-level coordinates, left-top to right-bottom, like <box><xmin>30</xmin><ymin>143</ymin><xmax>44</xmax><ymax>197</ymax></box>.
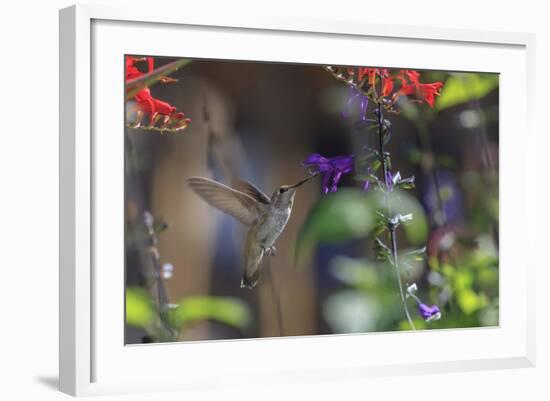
<box><xmin>381</xmin><ymin>76</ymin><xmax>394</xmax><ymax>97</ymax></box>
<box><xmin>325</xmin><ymin>65</ymin><xmax>445</xmax><ymax>112</ymax></box>
<box><xmin>402</xmin><ymin>69</ymin><xmax>421</xmax><ymax>84</ymax></box>
<box><xmin>367</xmin><ymin>69</ymin><xmax>378</xmax><ymax>86</ymax></box>
<box><xmin>134</xmin><ymin>88</ymin><xmax>177</xmax><ymax>115</ymax></box>
<box><xmin>357</xmin><ymin>68</ymin><xmax>379</xmax><ymax>86</ymax></box>
<box><xmin>357</xmin><ymin>68</ymin><xmax>394</xmax><ymax>96</ymax></box>
<box><xmin>126</xmin><ymin>56</ymin><xmax>153</xmax><ymax>80</ymax></box>
<box><xmin>399</xmin><ymin>81</ymin><xmax>444</xmax><ymax>108</ymax></box>
<box><xmin>125</xmin><ymin>56</ymin><xmax>190</xmax><ymax>132</ymax></box>
<box><xmin>357</xmin><ymin>67</ymin><xmax>369</xmax><ymax>83</ymax></box>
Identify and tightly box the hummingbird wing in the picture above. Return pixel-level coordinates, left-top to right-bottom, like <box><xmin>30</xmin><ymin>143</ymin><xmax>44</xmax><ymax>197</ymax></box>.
<box><xmin>233</xmin><ymin>180</ymin><xmax>271</xmax><ymax>205</ymax></box>
<box><xmin>188</xmin><ymin>177</ymin><xmax>263</xmax><ymax>226</ymax></box>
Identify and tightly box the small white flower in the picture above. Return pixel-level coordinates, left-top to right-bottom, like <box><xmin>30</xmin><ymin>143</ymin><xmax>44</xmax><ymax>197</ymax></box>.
<box><xmin>397</xmin><ymin>213</ymin><xmax>413</xmax><ymax>223</ymax></box>
<box><xmin>407</xmin><ymin>283</ymin><xmax>418</xmax><ymax>295</ymax></box>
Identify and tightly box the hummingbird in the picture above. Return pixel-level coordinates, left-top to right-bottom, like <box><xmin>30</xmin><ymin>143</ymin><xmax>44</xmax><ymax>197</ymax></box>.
<box><xmin>187</xmin><ymin>174</ymin><xmax>316</xmax><ymax>289</ymax></box>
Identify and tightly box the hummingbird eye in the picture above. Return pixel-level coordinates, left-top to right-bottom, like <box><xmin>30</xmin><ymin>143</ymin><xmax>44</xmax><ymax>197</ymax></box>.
<box><xmin>279</xmin><ymin>188</ymin><xmax>287</xmax><ymax>194</ymax></box>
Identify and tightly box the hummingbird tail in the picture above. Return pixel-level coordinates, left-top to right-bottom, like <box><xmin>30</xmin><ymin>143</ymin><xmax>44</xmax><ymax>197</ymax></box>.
<box><xmin>240</xmin><ymin>269</ymin><xmax>260</xmax><ymax>289</ymax></box>
<box><xmin>241</xmin><ymin>274</ymin><xmax>258</xmax><ymax>290</ymax></box>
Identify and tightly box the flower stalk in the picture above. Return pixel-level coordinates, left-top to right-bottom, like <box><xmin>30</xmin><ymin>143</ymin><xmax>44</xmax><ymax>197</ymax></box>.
<box><xmin>375</xmin><ymin>101</ymin><xmax>416</xmax><ymax>330</ymax></box>
<box><xmin>143</xmin><ymin>211</ymin><xmax>177</xmax><ymax>340</ymax></box>
<box><xmin>310</xmin><ymin>65</ymin><xmax>444</xmax><ymax>329</ymax></box>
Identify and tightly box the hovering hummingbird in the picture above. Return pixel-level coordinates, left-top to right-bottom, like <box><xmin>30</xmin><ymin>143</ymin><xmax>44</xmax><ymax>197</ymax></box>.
<box><xmin>188</xmin><ymin>175</ymin><xmax>316</xmax><ymax>289</ymax></box>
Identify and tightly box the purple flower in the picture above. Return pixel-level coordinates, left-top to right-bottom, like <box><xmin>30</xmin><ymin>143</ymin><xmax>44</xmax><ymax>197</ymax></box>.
<box><xmin>385</xmin><ymin>171</ymin><xmax>401</xmax><ymax>192</ymax></box>
<box><xmin>418</xmin><ymin>303</ymin><xmax>441</xmax><ymax>322</ymax></box>
<box><xmin>303</xmin><ymin>153</ymin><xmax>354</xmax><ymax>194</ymax></box>
<box><xmin>343</xmin><ymin>85</ymin><xmax>369</xmax><ymax>121</ymax></box>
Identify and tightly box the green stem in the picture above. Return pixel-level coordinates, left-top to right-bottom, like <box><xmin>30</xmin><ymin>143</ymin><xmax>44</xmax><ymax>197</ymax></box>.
<box><xmin>375</xmin><ymin>101</ymin><xmax>416</xmax><ymax>331</ymax></box>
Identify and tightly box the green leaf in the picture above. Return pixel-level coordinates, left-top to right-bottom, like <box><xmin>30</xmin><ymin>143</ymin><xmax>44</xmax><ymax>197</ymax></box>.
<box><xmin>169</xmin><ymin>296</ymin><xmax>251</xmax><ymax>330</ymax></box>
<box><xmin>295</xmin><ymin>189</ymin><xmax>375</xmax><ymax>265</ymax></box>
<box><xmin>397</xmin><ymin>176</ymin><xmax>415</xmax><ymax>190</ymax></box>
<box><xmin>404</xmin><ymin>246</ymin><xmax>427</xmax><ymax>261</ymax></box>
<box><xmin>436</xmin><ymin>73</ymin><xmax>499</xmax><ymax>111</ymax></box>
<box><xmin>370</xmin><ymin>159</ymin><xmax>382</xmax><ymax>172</ymax></box>
<box><xmin>457</xmin><ymin>289</ymin><xmax>487</xmax><ymax>315</ymax></box>
<box><xmin>329</xmin><ymin>256</ymin><xmax>379</xmax><ymax>289</ymax></box>
<box><xmin>126</xmin><ymin>287</ymin><xmax>155</xmax><ymax>328</ymax></box>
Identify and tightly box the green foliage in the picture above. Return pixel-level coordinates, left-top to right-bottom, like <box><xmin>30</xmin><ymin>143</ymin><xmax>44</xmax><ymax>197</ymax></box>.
<box><xmin>295</xmin><ymin>189</ymin><xmax>375</xmax><ymax>264</ymax></box>
<box><xmin>324</xmin><ymin>230</ymin><xmax>499</xmax><ymax>331</ymax></box>
<box><xmin>126</xmin><ymin>287</ymin><xmax>155</xmax><ymax>328</ymax></box>
<box><xmin>369</xmin><ymin>189</ymin><xmax>429</xmax><ymax>245</ymax></box>
<box><xmin>330</xmin><ymin>256</ymin><xmax>379</xmax><ymax>290</ymax></box>
<box><xmin>323</xmin><ymin>290</ymin><xmax>381</xmax><ymax>333</ymax></box>
<box><xmin>168</xmin><ymin>296</ymin><xmax>252</xmax><ymax>330</ymax></box>
<box><xmin>126</xmin><ymin>287</ymin><xmax>252</xmax><ymax>339</ymax></box>
<box><xmin>436</xmin><ymin>73</ymin><xmax>499</xmax><ymax>111</ymax></box>
<box><xmin>392</xmin><ymin>193</ymin><xmax>428</xmax><ymax>245</ymax></box>
<box><xmin>295</xmin><ymin>187</ymin><xmax>429</xmax><ymax>266</ymax></box>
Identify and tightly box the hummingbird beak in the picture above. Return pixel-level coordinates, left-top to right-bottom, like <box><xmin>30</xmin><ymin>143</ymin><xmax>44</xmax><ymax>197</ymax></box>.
<box><xmin>288</xmin><ymin>172</ymin><xmax>320</xmax><ymax>189</ymax></box>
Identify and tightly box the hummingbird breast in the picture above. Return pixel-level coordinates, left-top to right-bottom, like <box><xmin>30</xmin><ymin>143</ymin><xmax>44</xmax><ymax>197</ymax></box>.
<box><xmin>256</xmin><ymin>205</ymin><xmax>292</xmax><ymax>248</ymax></box>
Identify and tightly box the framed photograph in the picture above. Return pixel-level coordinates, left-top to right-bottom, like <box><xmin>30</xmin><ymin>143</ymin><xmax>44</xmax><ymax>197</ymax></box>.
<box><xmin>59</xmin><ymin>4</ymin><xmax>536</xmax><ymax>396</ymax></box>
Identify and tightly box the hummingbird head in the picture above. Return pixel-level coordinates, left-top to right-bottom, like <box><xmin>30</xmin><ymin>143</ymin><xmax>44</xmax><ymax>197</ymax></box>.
<box><xmin>271</xmin><ymin>185</ymin><xmax>298</xmax><ymax>208</ymax></box>
<box><xmin>271</xmin><ymin>174</ymin><xmax>317</xmax><ymax>208</ymax></box>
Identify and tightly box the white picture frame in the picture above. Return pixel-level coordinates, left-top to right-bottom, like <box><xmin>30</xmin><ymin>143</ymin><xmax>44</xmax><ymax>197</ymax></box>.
<box><xmin>59</xmin><ymin>3</ymin><xmax>536</xmax><ymax>396</ymax></box>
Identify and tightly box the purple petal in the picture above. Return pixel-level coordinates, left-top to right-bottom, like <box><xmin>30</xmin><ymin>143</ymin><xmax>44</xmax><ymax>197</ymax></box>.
<box><xmin>321</xmin><ymin>170</ymin><xmax>333</xmax><ymax>195</ymax></box>
<box><xmin>385</xmin><ymin>171</ymin><xmax>394</xmax><ymax>192</ymax></box>
<box><xmin>303</xmin><ymin>153</ymin><xmax>332</xmax><ymax>172</ymax></box>
<box><xmin>331</xmin><ymin>171</ymin><xmax>343</xmax><ymax>190</ymax></box>
<box><xmin>304</xmin><ymin>153</ymin><xmax>329</xmax><ymax>165</ymax></box>
<box><xmin>330</xmin><ymin>155</ymin><xmax>354</xmax><ymax>173</ymax></box>
<box><xmin>363</xmin><ymin>180</ymin><xmax>370</xmax><ymax>191</ymax></box>
<box><xmin>418</xmin><ymin>303</ymin><xmax>440</xmax><ymax>320</ymax></box>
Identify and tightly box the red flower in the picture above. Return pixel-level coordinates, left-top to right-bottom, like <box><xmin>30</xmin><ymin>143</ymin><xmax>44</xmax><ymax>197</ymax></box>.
<box><xmin>134</xmin><ymin>88</ymin><xmax>176</xmax><ymax>115</ymax></box>
<box><xmin>398</xmin><ymin>69</ymin><xmax>421</xmax><ymax>84</ymax></box>
<box><xmin>381</xmin><ymin>76</ymin><xmax>394</xmax><ymax>97</ymax></box>
<box><xmin>125</xmin><ymin>56</ymin><xmax>190</xmax><ymax>132</ymax></box>
<box><xmin>126</xmin><ymin>56</ymin><xmax>154</xmax><ymax>81</ymax></box>
<box><xmin>399</xmin><ymin>81</ymin><xmax>444</xmax><ymax>108</ymax></box>
<box><xmin>357</xmin><ymin>68</ymin><xmax>379</xmax><ymax>86</ymax></box>
<box><xmin>325</xmin><ymin>65</ymin><xmax>445</xmax><ymax>112</ymax></box>
<box><xmin>357</xmin><ymin>68</ymin><xmax>393</xmax><ymax>97</ymax></box>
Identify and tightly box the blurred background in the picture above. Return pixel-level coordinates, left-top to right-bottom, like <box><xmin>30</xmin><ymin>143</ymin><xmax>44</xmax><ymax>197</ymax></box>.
<box><xmin>125</xmin><ymin>57</ymin><xmax>499</xmax><ymax>344</ymax></box>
